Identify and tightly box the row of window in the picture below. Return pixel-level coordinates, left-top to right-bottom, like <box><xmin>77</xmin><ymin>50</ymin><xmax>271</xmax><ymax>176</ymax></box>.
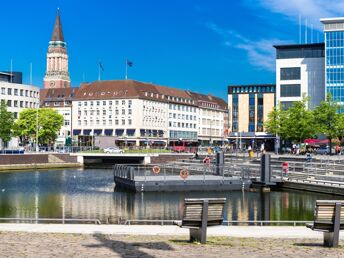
<box><xmin>168</xmin><ymin>121</ymin><xmax>197</xmax><ymax>129</ymax></box>
<box><xmin>144</xmin><ymin>91</ymin><xmax>195</xmax><ymax>104</ymax></box>
<box><xmin>77</xmin><ymin>100</ymin><xmax>132</xmax><ymax>107</ymax></box>
<box><xmin>77</xmin><ymin>119</ymin><xmax>133</xmax><ymax>126</ymax></box>
<box><xmin>169</xmin><ymin>130</ymin><xmax>197</xmax><ymax>139</ymax></box>
<box><xmin>276</xmin><ymin>48</ymin><xmax>324</xmax><ymax>59</ymax></box>
<box><xmin>0</xmin><ymin>87</ymin><xmax>39</xmax><ymax>98</ymax></box>
<box><xmin>169</xmin><ymin>104</ymin><xmax>197</xmax><ymax>112</ymax></box>
<box><xmin>78</xmin><ymin>109</ymin><xmax>132</xmax><ymax>116</ymax></box>
<box><xmin>229</xmin><ymin>85</ymin><xmax>275</xmax><ymax>94</ymax></box>
<box><xmin>169</xmin><ymin>113</ymin><xmax>197</xmax><ymax>121</ymax></box>
<box><xmin>4</xmin><ymin>100</ymin><xmax>38</xmax><ymax>108</ymax></box>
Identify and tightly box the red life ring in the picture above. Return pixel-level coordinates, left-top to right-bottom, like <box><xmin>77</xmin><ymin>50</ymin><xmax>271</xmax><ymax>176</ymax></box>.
<box><xmin>180</xmin><ymin>168</ymin><xmax>189</xmax><ymax>179</ymax></box>
<box><xmin>203</xmin><ymin>157</ymin><xmax>210</xmax><ymax>166</ymax></box>
<box><xmin>152</xmin><ymin>166</ymin><xmax>160</xmax><ymax>174</ymax></box>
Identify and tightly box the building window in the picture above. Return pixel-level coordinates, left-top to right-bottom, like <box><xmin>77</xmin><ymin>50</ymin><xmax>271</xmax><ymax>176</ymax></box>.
<box><xmin>7</xmin><ymin>100</ymin><xmax>11</xmax><ymax>107</ymax></box>
<box><xmin>280</xmin><ymin>84</ymin><xmax>301</xmax><ymax>97</ymax></box>
<box><xmin>122</xmin><ymin>100</ymin><xmax>125</xmax><ymax>105</ymax></box>
<box><xmin>128</xmin><ymin>119</ymin><xmax>132</xmax><ymax>125</ymax></box>
<box><xmin>122</xmin><ymin>119</ymin><xmax>125</xmax><ymax>125</ymax></box>
<box><xmin>14</xmin><ymin>101</ymin><xmax>18</xmax><ymax>107</ymax></box>
<box><xmin>257</xmin><ymin>94</ymin><xmax>264</xmax><ymax>132</ymax></box>
<box><xmin>64</xmin><ymin>120</ymin><xmax>70</xmax><ymax>126</ymax></box>
<box><xmin>96</xmin><ymin>101</ymin><xmax>100</xmax><ymax>106</ymax></box>
<box><xmin>122</xmin><ymin>109</ymin><xmax>125</xmax><ymax>115</ymax></box>
<box><xmin>280</xmin><ymin>67</ymin><xmax>301</xmax><ymax>80</ymax></box>
<box><xmin>20</xmin><ymin>89</ymin><xmax>23</xmax><ymax>96</ymax></box>
<box><xmin>281</xmin><ymin>101</ymin><xmax>295</xmax><ymax>110</ymax></box>
<box><xmin>7</xmin><ymin>88</ymin><xmax>12</xmax><ymax>95</ymax></box>
<box><xmin>14</xmin><ymin>89</ymin><xmax>18</xmax><ymax>96</ymax></box>
<box><xmin>1</xmin><ymin>88</ymin><xmax>5</xmax><ymax>95</ymax></box>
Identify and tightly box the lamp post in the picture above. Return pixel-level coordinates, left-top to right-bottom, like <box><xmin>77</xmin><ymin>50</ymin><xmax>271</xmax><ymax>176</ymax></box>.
<box><xmin>36</xmin><ymin>108</ymin><xmax>39</xmax><ymax>152</ymax></box>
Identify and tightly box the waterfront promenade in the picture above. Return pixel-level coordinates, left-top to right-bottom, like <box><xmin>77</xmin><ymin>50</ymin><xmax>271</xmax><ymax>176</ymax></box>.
<box><xmin>0</xmin><ymin>224</ymin><xmax>342</xmax><ymax>257</ymax></box>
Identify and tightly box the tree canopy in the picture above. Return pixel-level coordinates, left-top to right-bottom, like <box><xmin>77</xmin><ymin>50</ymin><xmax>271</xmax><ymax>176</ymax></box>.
<box><xmin>0</xmin><ymin>100</ymin><xmax>14</xmax><ymax>148</ymax></box>
<box><xmin>15</xmin><ymin>108</ymin><xmax>64</xmax><ymax>145</ymax></box>
<box><xmin>264</xmin><ymin>95</ymin><xmax>344</xmax><ymax>147</ymax></box>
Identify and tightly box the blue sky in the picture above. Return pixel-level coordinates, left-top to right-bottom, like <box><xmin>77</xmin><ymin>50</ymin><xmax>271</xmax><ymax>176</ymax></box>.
<box><xmin>0</xmin><ymin>0</ymin><xmax>337</xmax><ymax>98</ymax></box>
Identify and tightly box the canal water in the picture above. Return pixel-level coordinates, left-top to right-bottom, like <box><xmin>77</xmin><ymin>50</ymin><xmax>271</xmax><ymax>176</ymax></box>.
<box><xmin>0</xmin><ymin>168</ymin><xmax>342</xmax><ymax>223</ymax></box>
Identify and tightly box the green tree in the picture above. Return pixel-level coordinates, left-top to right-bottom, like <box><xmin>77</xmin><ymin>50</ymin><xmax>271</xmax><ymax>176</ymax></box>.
<box><xmin>313</xmin><ymin>94</ymin><xmax>341</xmax><ymax>154</ymax></box>
<box><xmin>264</xmin><ymin>105</ymin><xmax>288</xmax><ymax>140</ymax></box>
<box><xmin>284</xmin><ymin>98</ymin><xmax>315</xmax><ymax>143</ymax></box>
<box><xmin>0</xmin><ymin>100</ymin><xmax>14</xmax><ymax>149</ymax></box>
<box><xmin>15</xmin><ymin>108</ymin><xmax>63</xmax><ymax>146</ymax></box>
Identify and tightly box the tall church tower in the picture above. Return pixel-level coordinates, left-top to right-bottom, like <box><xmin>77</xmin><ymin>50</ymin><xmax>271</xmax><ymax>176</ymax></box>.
<box><xmin>44</xmin><ymin>9</ymin><xmax>71</xmax><ymax>89</ymax></box>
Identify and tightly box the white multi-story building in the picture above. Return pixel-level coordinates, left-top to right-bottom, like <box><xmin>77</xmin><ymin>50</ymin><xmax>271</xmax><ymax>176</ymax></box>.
<box><xmin>40</xmin><ymin>80</ymin><xmax>228</xmax><ymax>147</ymax></box>
<box><xmin>0</xmin><ymin>78</ymin><xmax>40</xmax><ymax>148</ymax></box>
<box><xmin>188</xmin><ymin>92</ymin><xmax>228</xmax><ymax>145</ymax></box>
<box><xmin>274</xmin><ymin>43</ymin><xmax>325</xmax><ymax>109</ymax></box>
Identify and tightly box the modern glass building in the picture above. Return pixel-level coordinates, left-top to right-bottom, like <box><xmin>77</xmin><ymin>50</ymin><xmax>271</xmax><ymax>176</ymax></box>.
<box><xmin>274</xmin><ymin>43</ymin><xmax>325</xmax><ymax>110</ymax></box>
<box><xmin>321</xmin><ymin>18</ymin><xmax>344</xmax><ymax>112</ymax></box>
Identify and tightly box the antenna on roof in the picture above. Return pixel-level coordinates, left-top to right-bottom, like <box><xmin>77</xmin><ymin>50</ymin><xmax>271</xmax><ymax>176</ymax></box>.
<box><xmin>30</xmin><ymin>63</ymin><xmax>32</xmax><ymax>85</ymax></box>
<box><xmin>305</xmin><ymin>19</ymin><xmax>308</xmax><ymax>44</ymax></box>
<box><xmin>299</xmin><ymin>14</ymin><xmax>302</xmax><ymax>44</ymax></box>
<box><xmin>311</xmin><ymin>23</ymin><xmax>313</xmax><ymax>43</ymax></box>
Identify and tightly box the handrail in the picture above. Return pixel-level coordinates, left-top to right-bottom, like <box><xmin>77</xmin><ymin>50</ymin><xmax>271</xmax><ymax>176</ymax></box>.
<box><xmin>0</xmin><ymin>217</ymin><xmax>102</xmax><ymax>224</ymax></box>
<box><xmin>124</xmin><ymin>219</ymin><xmax>312</xmax><ymax>226</ymax></box>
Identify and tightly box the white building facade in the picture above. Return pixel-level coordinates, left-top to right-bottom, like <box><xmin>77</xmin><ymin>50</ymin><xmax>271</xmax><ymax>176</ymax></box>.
<box><xmin>274</xmin><ymin>43</ymin><xmax>325</xmax><ymax>110</ymax></box>
<box><xmin>0</xmin><ymin>81</ymin><xmax>40</xmax><ymax>148</ymax></box>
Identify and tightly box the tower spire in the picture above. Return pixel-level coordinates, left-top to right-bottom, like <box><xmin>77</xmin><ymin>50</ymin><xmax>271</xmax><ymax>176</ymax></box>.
<box><xmin>44</xmin><ymin>9</ymin><xmax>70</xmax><ymax>89</ymax></box>
<box><xmin>51</xmin><ymin>8</ymin><xmax>64</xmax><ymax>42</ymax></box>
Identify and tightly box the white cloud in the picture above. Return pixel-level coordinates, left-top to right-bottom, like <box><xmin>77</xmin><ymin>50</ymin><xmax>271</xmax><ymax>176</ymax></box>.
<box><xmin>254</xmin><ymin>0</ymin><xmax>344</xmax><ymax>30</ymax></box>
<box><xmin>207</xmin><ymin>22</ymin><xmax>291</xmax><ymax>72</ymax></box>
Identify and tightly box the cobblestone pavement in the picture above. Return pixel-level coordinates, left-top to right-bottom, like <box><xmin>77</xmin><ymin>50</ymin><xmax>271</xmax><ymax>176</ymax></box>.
<box><xmin>0</xmin><ymin>232</ymin><xmax>344</xmax><ymax>258</ymax></box>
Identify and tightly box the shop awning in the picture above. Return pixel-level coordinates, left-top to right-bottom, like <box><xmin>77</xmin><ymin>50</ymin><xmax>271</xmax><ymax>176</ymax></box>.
<box><xmin>73</xmin><ymin>129</ymin><xmax>81</xmax><ymax>136</ymax></box>
<box><xmin>126</xmin><ymin>129</ymin><xmax>136</xmax><ymax>136</ymax></box>
<box><xmin>115</xmin><ymin>129</ymin><xmax>124</xmax><ymax>136</ymax></box>
<box><xmin>83</xmin><ymin>129</ymin><xmax>91</xmax><ymax>136</ymax></box>
<box><xmin>94</xmin><ymin>129</ymin><xmax>102</xmax><ymax>135</ymax></box>
<box><xmin>104</xmin><ymin>129</ymin><xmax>113</xmax><ymax>136</ymax></box>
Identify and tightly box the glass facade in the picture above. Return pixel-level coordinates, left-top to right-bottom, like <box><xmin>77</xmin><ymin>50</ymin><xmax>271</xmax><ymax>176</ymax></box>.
<box><xmin>257</xmin><ymin>94</ymin><xmax>264</xmax><ymax>132</ymax></box>
<box><xmin>325</xmin><ymin>30</ymin><xmax>344</xmax><ymax>111</ymax></box>
<box><xmin>232</xmin><ymin>94</ymin><xmax>238</xmax><ymax>132</ymax></box>
<box><xmin>280</xmin><ymin>84</ymin><xmax>301</xmax><ymax>97</ymax></box>
<box><xmin>276</xmin><ymin>44</ymin><xmax>325</xmax><ymax>59</ymax></box>
<box><xmin>248</xmin><ymin>94</ymin><xmax>255</xmax><ymax>132</ymax></box>
<box><xmin>280</xmin><ymin>67</ymin><xmax>301</xmax><ymax>80</ymax></box>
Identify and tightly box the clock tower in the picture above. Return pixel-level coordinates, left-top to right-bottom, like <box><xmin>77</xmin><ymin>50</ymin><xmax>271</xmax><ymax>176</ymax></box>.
<box><xmin>44</xmin><ymin>9</ymin><xmax>71</xmax><ymax>89</ymax></box>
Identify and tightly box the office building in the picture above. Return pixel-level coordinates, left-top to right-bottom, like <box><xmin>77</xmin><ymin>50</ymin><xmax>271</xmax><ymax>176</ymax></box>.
<box><xmin>227</xmin><ymin>84</ymin><xmax>275</xmax><ymax>150</ymax></box>
<box><xmin>321</xmin><ymin>18</ymin><xmax>344</xmax><ymax>112</ymax></box>
<box><xmin>274</xmin><ymin>43</ymin><xmax>325</xmax><ymax>110</ymax></box>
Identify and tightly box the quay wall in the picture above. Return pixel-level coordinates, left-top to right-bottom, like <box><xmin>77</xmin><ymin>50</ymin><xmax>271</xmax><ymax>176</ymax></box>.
<box><xmin>150</xmin><ymin>154</ymin><xmax>193</xmax><ymax>164</ymax></box>
<box><xmin>0</xmin><ymin>154</ymin><xmax>81</xmax><ymax>171</ymax></box>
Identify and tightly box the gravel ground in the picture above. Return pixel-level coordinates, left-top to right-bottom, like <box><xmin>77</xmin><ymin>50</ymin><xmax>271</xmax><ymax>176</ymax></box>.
<box><xmin>1</xmin><ymin>232</ymin><xmax>344</xmax><ymax>258</ymax></box>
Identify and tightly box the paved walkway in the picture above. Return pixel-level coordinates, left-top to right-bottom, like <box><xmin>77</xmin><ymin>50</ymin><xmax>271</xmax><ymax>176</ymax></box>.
<box><xmin>0</xmin><ymin>224</ymin><xmax>324</xmax><ymax>239</ymax></box>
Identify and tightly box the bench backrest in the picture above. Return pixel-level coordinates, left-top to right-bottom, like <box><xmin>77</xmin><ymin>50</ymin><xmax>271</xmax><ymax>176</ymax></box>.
<box><xmin>182</xmin><ymin>198</ymin><xmax>226</xmax><ymax>227</ymax></box>
<box><xmin>313</xmin><ymin>200</ymin><xmax>344</xmax><ymax>230</ymax></box>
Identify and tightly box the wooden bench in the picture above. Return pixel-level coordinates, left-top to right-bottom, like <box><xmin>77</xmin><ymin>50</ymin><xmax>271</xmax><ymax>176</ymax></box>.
<box><xmin>173</xmin><ymin>198</ymin><xmax>226</xmax><ymax>244</ymax></box>
<box><xmin>306</xmin><ymin>200</ymin><xmax>344</xmax><ymax>247</ymax></box>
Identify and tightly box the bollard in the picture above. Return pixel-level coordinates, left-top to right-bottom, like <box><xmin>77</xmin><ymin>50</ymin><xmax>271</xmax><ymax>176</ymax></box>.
<box><xmin>216</xmin><ymin>151</ymin><xmax>225</xmax><ymax>176</ymax></box>
<box><xmin>260</xmin><ymin>154</ymin><xmax>271</xmax><ymax>185</ymax></box>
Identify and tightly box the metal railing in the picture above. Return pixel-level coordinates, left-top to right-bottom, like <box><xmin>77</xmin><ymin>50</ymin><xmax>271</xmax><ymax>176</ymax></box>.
<box><xmin>123</xmin><ymin>219</ymin><xmax>312</xmax><ymax>226</ymax></box>
<box><xmin>0</xmin><ymin>217</ymin><xmax>102</xmax><ymax>224</ymax></box>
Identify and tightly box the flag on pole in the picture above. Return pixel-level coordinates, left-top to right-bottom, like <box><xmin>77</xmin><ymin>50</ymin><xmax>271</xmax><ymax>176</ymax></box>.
<box><xmin>99</xmin><ymin>62</ymin><xmax>104</xmax><ymax>71</ymax></box>
<box><xmin>126</xmin><ymin>60</ymin><xmax>133</xmax><ymax>67</ymax></box>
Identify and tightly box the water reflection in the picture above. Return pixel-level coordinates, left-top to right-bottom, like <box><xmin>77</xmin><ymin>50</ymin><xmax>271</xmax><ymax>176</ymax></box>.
<box><xmin>0</xmin><ymin>168</ymin><xmax>342</xmax><ymax>223</ymax></box>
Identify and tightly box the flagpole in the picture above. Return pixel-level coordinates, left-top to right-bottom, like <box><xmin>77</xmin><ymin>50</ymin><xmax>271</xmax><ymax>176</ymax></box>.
<box><xmin>98</xmin><ymin>62</ymin><xmax>100</xmax><ymax>81</ymax></box>
<box><xmin>125</xmin><ymin>59</ymin><xmax>128</xmax><ymax>80</ymax></box>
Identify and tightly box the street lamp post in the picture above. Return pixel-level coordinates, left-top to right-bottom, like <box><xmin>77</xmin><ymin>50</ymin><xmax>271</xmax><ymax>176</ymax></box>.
<box><xmin>36</xmin><ymin>108</ymin><xmax>39</xmax><ymax>152</ymax></box>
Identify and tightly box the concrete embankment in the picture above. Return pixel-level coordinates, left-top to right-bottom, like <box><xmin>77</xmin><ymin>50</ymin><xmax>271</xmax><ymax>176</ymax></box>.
<box><xmin>0</xmin><ymin>154</ymin><xmax>82</xmax><ymax>171</ymax></box>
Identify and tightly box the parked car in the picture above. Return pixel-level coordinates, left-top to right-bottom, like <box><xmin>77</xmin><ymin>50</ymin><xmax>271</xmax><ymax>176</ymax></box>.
<box><xmin>315</xmin><ymin>146</ymin><xmax>335</xmax><ymax>155</ymax></box>
<box><xmin>104</xmin><ymin>147</ymin><xmax>124</xmax><ymax>154</ymax></box>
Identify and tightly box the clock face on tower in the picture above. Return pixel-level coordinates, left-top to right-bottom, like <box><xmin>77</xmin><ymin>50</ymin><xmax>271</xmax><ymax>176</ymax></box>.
<box><xmin>49</xmin><ymin>81</ymin><xmax>56</xmax><ymax>88</ymax></box>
